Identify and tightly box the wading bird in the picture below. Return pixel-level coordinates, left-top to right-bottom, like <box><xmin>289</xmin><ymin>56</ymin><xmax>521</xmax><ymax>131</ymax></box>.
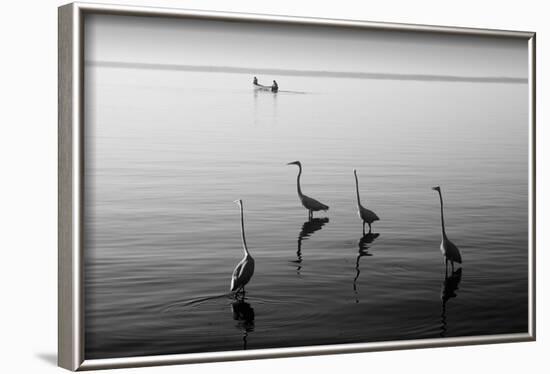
<box><xmin>287</xmin><ymin>161</ymin><xmax>329</xmax><ymax>220</ymax></box>
<box><xmin>353</xmin><ymin>169</ymin><xmax>380</xmax><ymax>234</ymax></box>
<box><xmin>432</xmin><ymin>186</ymin><xmax>462</xmax><ymax>271</ymax></box>
<box><xmin>230</xmin><ymin>200</ymin><xmax>255</xmax><ymax>298</ymax></box>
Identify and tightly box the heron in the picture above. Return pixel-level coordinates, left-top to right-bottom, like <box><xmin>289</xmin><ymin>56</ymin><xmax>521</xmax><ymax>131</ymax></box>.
<box><xmin>353</xmin><ymin>169</ymin><xmax>380</xmax><ymax>235</ymax></box>
<box><xmin>230</xmin><ymin>199</ymin><xmax>255</xmax><ymax>298</ymax></box>
<box><xmin>432</xmin><ymin>186</ymin><xmax>462</xmax><ymax>272</ymax></box>
<box><xmin>287</xmin><ymin>161</ymin><xmax>329</xmax><ymax>220</ymax></box>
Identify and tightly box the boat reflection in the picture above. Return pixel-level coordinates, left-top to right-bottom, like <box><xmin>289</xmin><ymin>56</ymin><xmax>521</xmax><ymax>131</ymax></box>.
<box><xmin>231</xmin><ymin>299</ymin><xmax>255</xmax><ymax>350</ymax></box>
<box><xmin>292</xmin><ymin>218</ymin><xmax>329</xmax><ymax>273</ymax></box>
<box><xmin>440</xmin><ymin>268</ymin><xmax>462</xmax><ymax>337</ymax></box>
<box><xmin>353</xmin><ymin>233</ymin><xmax>379</xmax><ymax>303</ymax></box>
<box><xmin>253</xmin><ymin>83</ymin><xmax>278</xmax><ymax>127</ymax></box>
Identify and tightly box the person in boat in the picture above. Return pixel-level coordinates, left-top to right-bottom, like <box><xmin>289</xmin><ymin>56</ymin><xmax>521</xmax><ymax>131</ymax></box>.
<box><xmin>253</xmin><ymin>76</ymin><xmax>258</xmax><ymax>85</ymax></box>
<box><xmin>271</xmin><ymin>80</ymin><xmax>279</xmax><ymax>92</ymax></box>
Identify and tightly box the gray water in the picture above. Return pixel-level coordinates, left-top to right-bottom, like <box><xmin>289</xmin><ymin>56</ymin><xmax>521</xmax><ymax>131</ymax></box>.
<box><xmin>84</xmin><ymin>67</ymin><xmax>529</xmax><ymax>359</ymax></box>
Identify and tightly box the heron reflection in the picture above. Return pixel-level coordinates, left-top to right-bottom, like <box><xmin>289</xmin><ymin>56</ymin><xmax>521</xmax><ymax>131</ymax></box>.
<box><xmin>440</xmin><ymin>268</ymin><xmax>462</xmax><ymax>337</ymax></box>
<box><xmin>353</xmin><ymin>233</ymin><xmax>379</xmax><ymax>303</ymax></box>
<box><xmin>231</xmin><ymin>299</ymin><xmax>255</xmax><ymax>350</ymax></box>
<box><xmin>292</xmin><ymin>218</ymin><xmax>329</xmax><ymax>273</ymax></box>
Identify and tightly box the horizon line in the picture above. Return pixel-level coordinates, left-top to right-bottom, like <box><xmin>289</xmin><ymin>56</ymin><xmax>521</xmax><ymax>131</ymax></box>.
<box><xmin>86</xmin><ymin>60</ymin><xmax>527</xmax><ymax>84</ymax></box>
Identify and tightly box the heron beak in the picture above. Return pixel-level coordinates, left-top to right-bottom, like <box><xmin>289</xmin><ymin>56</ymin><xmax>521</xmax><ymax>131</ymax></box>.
<box><xmin>287</xmin><ymin>161</ymin><xmax>297</xmax><ymax>165</ymax></box>
<box><xmin>431</xmin><ymin>186</ymin><xmax>438</xmax><ymax>191</ymax></box>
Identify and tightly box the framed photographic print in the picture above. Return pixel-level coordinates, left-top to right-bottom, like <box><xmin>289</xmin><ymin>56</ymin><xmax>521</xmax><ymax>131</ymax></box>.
<box><xmin>58</xmin><ymin>2</ymin><xmax>536</xmax><ymax>371</ymax></box>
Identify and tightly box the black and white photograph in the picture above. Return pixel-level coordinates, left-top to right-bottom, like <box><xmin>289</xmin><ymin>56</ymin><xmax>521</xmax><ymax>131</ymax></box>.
<box><xmin>81</xmin><ymin>10</ymin><xmax>532</xmax><ymax>361</ymax></box>
<box><xmin>4</xmin><ymin>0</ymin><xmax>550</xmax><ymax>372</ymax></box>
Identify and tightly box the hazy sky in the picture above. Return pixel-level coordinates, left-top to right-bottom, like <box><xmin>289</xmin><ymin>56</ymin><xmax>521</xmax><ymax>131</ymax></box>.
<box><xmin>85</xmin><ymin>14</ymin><xmax>527</xmax><ymax>79</ymax></box>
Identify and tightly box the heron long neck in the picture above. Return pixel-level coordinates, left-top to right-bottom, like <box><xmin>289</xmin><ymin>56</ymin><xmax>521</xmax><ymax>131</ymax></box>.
<box><xmin>354</xmin><ymin>172</ymin><xmax>362</xmax><ymax>206</ymax></box>
<box><xmin>296</xmin><ymin>165</ymin><xmax>303</xmax><ymax>197</ymax></box>
<box><xmin>437</xmin><ymin>190</ymin><xmax>447</xmax><ymax>238</ymax></box>
<box><xmin>239</xmin><ymin>204</ymin><xmax>250</xmax><ymax>256</ymax></box>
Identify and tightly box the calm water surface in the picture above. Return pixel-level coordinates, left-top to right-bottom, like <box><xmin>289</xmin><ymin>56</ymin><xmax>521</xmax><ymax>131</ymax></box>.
<box><xmin>84</xmin><ymin>67</ymin><xmax>529</xmax><ymax>359</ymax></box>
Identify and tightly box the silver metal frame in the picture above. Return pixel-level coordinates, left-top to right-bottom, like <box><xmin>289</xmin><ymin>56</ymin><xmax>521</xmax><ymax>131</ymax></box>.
<box><xmin>58</xmin><ymin>2</ymin><xmax>536</xmax><ymax>371</ymax></box>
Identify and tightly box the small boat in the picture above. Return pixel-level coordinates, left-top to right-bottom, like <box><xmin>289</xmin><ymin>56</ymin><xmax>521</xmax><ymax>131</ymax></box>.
<box><xmin>253</xmin><ymin>82</ymin><xmax>275</xmax><ymax>92</ymax></box>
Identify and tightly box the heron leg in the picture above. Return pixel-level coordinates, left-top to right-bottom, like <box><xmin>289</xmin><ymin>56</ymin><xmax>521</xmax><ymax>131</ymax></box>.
<box><xmin>368</xmin><ymin>223</ymin><xmax>372</xmax><ymax>234</ymax></box>
<box><xmin>451</xmin><ymin>261</ymin><xmax>455</xmax><ymax>272</ymax></box>
<box><xmin>362</xmin><ymin>222</ymin><xmax>365</xmax><ymax>236</ymax></box>
<box><xmin>235</xmin><ymin>287</ymin><xmax>245</xmax><ymax>301</ymax></box>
